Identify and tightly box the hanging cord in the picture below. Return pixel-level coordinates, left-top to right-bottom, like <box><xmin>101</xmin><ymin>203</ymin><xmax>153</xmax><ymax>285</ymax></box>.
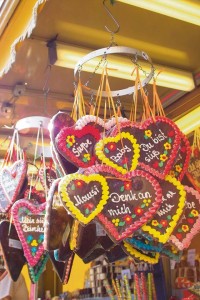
<box><xmin>71</xmin><ymin>75</ymin><xmax>86</xmax><ymax>121</ymax></box>
<box><xmin>192</xmin><ymin>127</ymin><xmax>200</xmax><ymax>156</ymax></box>
<box><xmin>43</xmin><ymin>64</ymin><xmax>52</xmax><ymax>116</ymax></box>
<box><xmin>152</xmin><ymin>73</ymin><xmax>165</xmax><ymax>117</ymax></box>
<box><xmin>40</xmin><ymin>125</ymin><xmax>48</xmax><ymax>201</ymax></box>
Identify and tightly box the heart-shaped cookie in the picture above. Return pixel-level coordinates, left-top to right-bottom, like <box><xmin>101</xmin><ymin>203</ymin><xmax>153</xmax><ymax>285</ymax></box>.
<box><xmin>0</xmin><ymin>220</ymin><xmax>26</xmax><ymax>281</ymax></box>
<box><xmin>169</xmin><ymin>186</ymin><xmax>200</xmax><ymax>250</ymax></box>
<box><xmin>122</xmin><ymin>241</ymin><xmax>160</xmax><ymax>264</ymax></box>
<box><xmin>125</xmin><ymin>235</ymin><xmax>163</xmax><ymax>253</ymax></box>
<box><xmin>0</xmin><ymin>160</ymin><xmax>28</xmax><ymax>212</ymax></box>
<box><xmin>28</xmin><ymin>252</ymin><xmax>49</xmax><ymax>283</ymax></box>
<box><xmin>56</xmin><ymin>125</ymin><xmax>101</xmax><ymax>168</ymax></box>
<box><xmin>39</xmin><ymin>166</ymin><xmax>57</xmax><ymax>191</ymax></box>
<box><xmin>11</xmin><ymin>199</ymin><xmax>46</xmax><ymax>267</ymax></box>
<box><xmin>44</xmin><ymin>178</ymin><xmax>73</xmax><ymax>251</ymax></box>
<box><xmin>169</xmin><ymin>133</ymin><xmax>191</xmax><ymax>181</ymax></box>
<box><xmin>95</xmin><ymin>131</ymin><xmax>140</xmax><ymax>174</ymax></box>
<box><xmin>49</xmin><ymin>111</ymin><xmax>78</xmax><ymax>175</ymax></box>
<box><xmin>112</xmin><ymin>116</ymin><xmax>181</xmax><ymax>179</ymax></box>
<box><xmin>186</xmin><ymin>147</ymin><xmax>200</xmax><ymax>192</ymax></box>
<box><xmin>96</xmin><ymin>169</ymin><xmax>162</xmax><ymax>242</ymax></box>
<box><xmin>142</xmin><ymin>175</ymin><xmax>186</xmax><ymax>244</ymax></box>
<box><xmin>59</xmin><ymin>173</ymin><xmax>109</xmax><ymax>225</ymax></box>
<box><xmin>24</xmin><ymin>186</ymin><xmax>46</xmax><ymax>205</ymax></box>
<box><xmin>50</xmin><ymin>251</ymin><xmax>75</xmax><ymax>284</ymax></box>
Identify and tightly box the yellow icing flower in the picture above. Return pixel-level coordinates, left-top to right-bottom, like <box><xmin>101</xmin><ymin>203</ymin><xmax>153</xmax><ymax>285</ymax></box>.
<box><xmin>66</xmin><ymin>135</ymin><xmax>75</xmax><ymax>146</ymax></box>
<box><xmin>175</xmin><ymin>165</ymin><xmax>182</xmax><ymax>172</ymax></box>
<box><xmin>31</xmin><ymin>240</ymin><xmax>38</xmax><ymax>247</ymax></box>
<box><xmin>164</xmin><ymin>142</ymin><xmax>171</xmax><ymax>150</ymax></box>
<box><xmin>182</xmin><ymin>225</ymin><xmax>189</xmax><ymax>232</ymax></box>
<box><xmin>160</xmin><ymin>154</ymin><xmax>168</xmax><ymax>162</ymax></box>
<box><xmin>112</xmin><ymin>218</ymin><xmax>120</xmax><ymax>226</ymax></box>
<box><xmin>169</xmin><ymin>170</ymin><xmax>175</xmax><ymax>177</ymax></box>
<box><xmin>152</xmin><ymin>220</ymin><xmax>158</xmax><ymax>226</ymax></box>
<box><xmin>83</xmin><ymin>153</ymin><xmax>91</xmax><ymax>161</ymax></box>
<box><xmin>191</xmin><ymin>209</ymin><xmax>198</xmax><ymax>217</ymax></box>
<box><xmin>143</xmin><ymin>199</ymin><xmax>151</xmax><ymax>206</ymax></box>
<box><xmin>145</xmin><ymin>130</ymin><xmax>152</xmax><ymax>137</ymax></box>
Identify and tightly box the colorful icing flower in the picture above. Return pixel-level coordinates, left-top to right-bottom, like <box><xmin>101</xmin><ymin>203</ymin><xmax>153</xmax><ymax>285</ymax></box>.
<box><xmin>27</xmin><ymin>235</ymin><xmax>33</xmax><ymax>243</ymax></box>
<box><xmin>160</xmin><ymin>154</ymin><xmax>168</xmax><ymax>162</ymax></box>
<box><xmin>31</xmin><ymin>240</ymin><xmax>38</xmax><ymax>247</ymax></box>
<box><xmin>123</xmin><ymin>215</ymin><xmax>132</xmax><ymax>224</ymax></box>
<box><xmin>38</xmin><ymin>234</ymin><xmax>44</xmax><ymax>243</ymax></box>
<box><xmin>182</xmin><ymin>225</ymin><xmax>189</xmax><ymax>232</ymax></box>
<box><xmin>31</xmin><ymin>247</ymin><xmax>37</xmax><ymax>254</ymax></box>
<box><xmin>134</xmin><ymin>207</ymin><xmax>143</xmax><ymax>216</ymax></box>
<box><xmin>75</xmin><ymin>180</ymin><xmax>84</xmax><ymax>188</ymax></box>
<box><xmin>167</xmin><ymin>130</ymin><xmax>174</xmax><ymax>137</ymax></box>
<box><xmin>66</xmin><ymin>135</ymin><xmax>75</xmax><ymax>147</ymax></box>
<box><xmin>144</xmin><ymin>130</ymin><xmax>152</xmax><ymax>138</ymax></box>
<box><xmin>84</xmin><ymin>203</ymin><xmax>94</xmax><ymax>210</ymax></box>
<box><xmin>175</xmin><ymin>165</ymin><xmax>182</xmax><ymax>172</ymax></box>
<box><xmin>160</xmin><ymin>220</ymin><xmax>168</xmax><ymax>227</ymax></box>
<box><xmin>143</xmin><ymin>199</ymin><xmax>151</xmax><ymax>207</ymax></box>
<box><xmin>191</xmin><ymin>209</ymin><xmax>198</xmax><ymax>217</ymax></box>
<box><xmin>112</xmin><ymin>218</ymin><xmax>120</xmax><ymax>226</ymax></box>
<box><xmin>124</xmin><ymin>181</ymin><xmax>132</xmax><ymax>190</ymax></box>
<box><xmin>169</xmin><ymin>170</ymin><xmax>175</xmax><ymax>177</ymax></box>
<box><xmin>164</xmin><ymin>142</ymin><xmax>171</xmax><ymax>150</ymax></box>
<box><xmin>152</xmin><ymin>220</ymin><xmax>158</xmax><ymax>226</ymax></box>
<box><xmin>83</xmin><ymin>153</ymin><xmax>91</xmax><ymax>162</ymax></box>
<box><xmin>152</xmin><ymin>161</ymin><xmax>159</xmax><ymax>169</ymax></box>
<box><xmin>107</xmin><ymin>142</ymin><xmax>116</xmax><ymax>151</ymax></box>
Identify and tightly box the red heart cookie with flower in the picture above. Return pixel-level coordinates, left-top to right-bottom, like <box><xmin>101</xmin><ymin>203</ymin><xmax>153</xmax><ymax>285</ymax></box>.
<box><xmin>0</xmin><ymin>220</ymin><xmax>26</xmax><ymax>281</ymax></box>
<box><xmin>142</xmin><ymin>175</ymin><xmax>186</xmax><ymax>244</ymax></box>
<box><xmin>186</xmin><ymin>147</ymin><xmax>200</xmax><ymax>192</ymax></box>
<box><xmin>95</xmin><ymin>131</ymin><xmax>140</xmax><ymax>174</ymax></box>
<box><xmin>0</xmin><ymin>160</ymin><xmax>28</xmax><ymax>213</ymax></box>
<box><xmin>11</xmin><ymin>199</ymin><xmax>46</xmax><ymax>267</ymax></box>
<box><xmin>59</xmin><ymin>173</ymin><xmax>109</xmax><ymax>225</ymax></box>
<box><xmin>169</xmin><ymin>133</ymin><xmax>191</xmax><ymax>181</ymax></box>
<box><xmin>96</xmin><ymin>169</ymin><xmax>162</xmax><ymax>242</ymax></box>
<box><xmin>56</xmin><ymin>125</ymin><xmax>101</xmax><ymax>168</ymax></box>
<box><xmin>169</xmin><ymin>186</ymin><xmax>200</xmax><ymax>250</ymax></box>
<box><xmin>28</xmin><ymin>252</ymin><xmax>49</xmax><ymax>283</ymax></box>
<box><xmin>112</xmin><ymin>116</ymin><xmax>181</xmax><ymax>179</ymax></box>
<box><xmin>49</xmin><ymin>111</ymin><xmax>78</xmax><ymax>175</ymax></box>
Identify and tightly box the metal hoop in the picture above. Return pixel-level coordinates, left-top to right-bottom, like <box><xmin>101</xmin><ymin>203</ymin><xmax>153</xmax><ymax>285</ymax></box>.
<box><xmin>74</xmin><ymin>46</ymin><xmax>154</xmax><ymax>97</ymax></box>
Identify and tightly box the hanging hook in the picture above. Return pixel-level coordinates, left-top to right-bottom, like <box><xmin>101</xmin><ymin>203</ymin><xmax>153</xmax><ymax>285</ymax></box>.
<box><xmin>103</xmin><ymin>0</ymin><xmax>120</xmax><ymax>34</ymax></box>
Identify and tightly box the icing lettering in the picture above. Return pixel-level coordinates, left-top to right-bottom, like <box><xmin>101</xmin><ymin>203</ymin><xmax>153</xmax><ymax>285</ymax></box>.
<box><xmin>110</xmin><ymin>191</ymin><xmax>152</xmax><ymax>203</ymax></box>
<box><xmin>162</xmin><ymin>190</ymin><xmax>176</xmax><ymax>202</ymax></box>
<box><xmin>186</xmin><ymin>201</ymin><xmax>196</xmax><ymax>209</ymax></box>
<box><xmin>74</xmin><ymin>185</ymin><xmax>100</xmax><ymax>206</ymax></box>
<box><xmin>71</xmin><ymin>139</ymin><xmax>92</xmax><ymax>157</ymax></box>
<box><xmin>108</xmin><ymin>204</ymin><xmax>131</xmax><ymax>216</ymax></box>
<box><xmin>150</xmin><ymin>129</ymin><xmax>167</xmax><ymax>144</ymax></box>
<box><xmin>22</xmin><ymin>224</ymin><xmax>44</xmax><ymax>232</ymax></box>
<box><xmin>110</xmin><ymin>145</ymin><xmax>131</xmax><ymax>163</ymax></box>
<box><xmin>144</xmin><ymin>150</ymin><xmax>160</xmax><ymax>163</ymax></box>
<box><xmin>157</xmin><ymin>203</ymin><xmax>174</xmax><ymax>217</ymax></box>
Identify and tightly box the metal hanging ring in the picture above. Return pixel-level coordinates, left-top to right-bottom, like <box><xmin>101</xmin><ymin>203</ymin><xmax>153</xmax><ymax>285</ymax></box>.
<box><xmin>74</xmin><ymin>46</ymin><xmax>154</xmax><ymax>98</ymax></box>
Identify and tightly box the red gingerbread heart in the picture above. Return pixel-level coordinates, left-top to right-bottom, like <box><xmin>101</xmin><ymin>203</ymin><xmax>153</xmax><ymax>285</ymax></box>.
<box><xmin>0</xmin><ymin>160</ymin><xmax>28</xmax><ymax>213</ymax></box>
<box><xmin>170</xmin><ymin>186</ymin><xmax>200</xmax><ymax>250</ymax></box>
<box><xmin>12</xmin><ymin>199</ymin><xmax>46</xmax><ymax>267</ymax></box>
<box><xmin>56</xmin><ymin>125</ymin><xmax>101</xmax><ymax>168</ymax></box>
<box><xmin>112</xmin><ymin>116</ymin><xmax>181</xmax><ymax>179</ymax></box>
<box><xmin>90</xmin><ymin>165</ymin><xmax>162</xmax><ymax>242</ymax></box>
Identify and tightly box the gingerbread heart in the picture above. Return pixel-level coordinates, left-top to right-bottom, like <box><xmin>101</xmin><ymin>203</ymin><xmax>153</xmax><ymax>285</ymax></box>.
<box><xmin>186</xmin><ymin>147</ymin><xmax>200</xmax><ymax>192</ymax></box>
<box><xmin>49</xmin><ymin>111</ymin><xmax>78</xmax><ymax>175</ymax></box>
<box><xmin>0</xmin><ymin>220</ymin><xmax>26</xmax><ymax>281</ymax></box>
<box><xmin>112</xmin><ymin>116</ymin><xmax>181</xmax><ymax>179</ymax></box>
<box><xmin>59</xmin><ymin>173</ymin><xmax>109</xmax><ymax>225</ymax></box>
<box><xmin>125</xmin><ymin>235</ymin><xmax>163</xmax><ymax>253</ymax></box>
<box><xmin>169</xmin><ymin>133</ymin><xmax>191</xmax><ymax>181</ymax></box>
<box><xmin>50</xmin><ymin>251</ymin><xmax>75</xmax><ymax>284</ymax></box>
<box><xmin>169</xmin><ymin>186</ymin><xmax>200</xmax><ymax>250</ymax></box>
<box><xmin>24</xmin><ymin>186</ymin><xmax>46</xmax><ymax>205</ymax></box>
<box><xmin>95</xmin><ymin>131</ymin><xmax>140</xmax><ymax>174</ymax></box>
<box><xmin>28</xmin><ymin>252</ymin><xmax>49</xmax><ymax>283</ymax></box>
<box><xmin>56</xmin><ymin>125</ymin><xmax>101</xmax><ymax>168</ymax></box>
<box><xmin>142</xmin><ymin>175</ymin><xmax>186</xmax><ymax>244</ymax></box>
<box><xmin>11</xmin><ymin>199</ymin><xmax>46</xmax><ymax>267</ymax></box>
<box><xmin>96</xmin><ymin>168</ymin><xmax>162</xmax><ymax>242</ymax></box>
<box><xmin>0</xmin><ymin>160</ymin><xmax>28</xmax><ymax>212</ymax></box>
<box><xmin>38</xmin><ymin>166</ymin><xmax>57</xmax><ymax>191</ymax></box>
<box><xmin>122</xmin><ymin>241</ymin><xmax>160</xmax><ymax>264</ymax></box>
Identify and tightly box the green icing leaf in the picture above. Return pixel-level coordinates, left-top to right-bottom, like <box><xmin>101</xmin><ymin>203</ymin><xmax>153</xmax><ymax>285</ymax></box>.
<box><xmin>158</xmin><ymin>224</ymin><xmax>162</xmax><ymax>228</ymax></box>
<box><xmin>164</xmin><ymin>150</ymin><xmax>168</xmax><ymax>154</ymax></box>
<box><xmin>159</xmin><ymin>162</ymin><xmax>164</xmax><ymax>167</ymax></box>
<box><xmin>141</xmin><ymin>204</ymin><xmax>146</xmax><ymax>208</ymax></box>
<box><xmin>144</xmin><ymin>135</ymin><xmax>148</xmax><ymax>139</ymax></box>
<box><xmin>120</xmin><ymin>186</ymin><xmax>124</xmax><ymax>192</ymax></box>
<box><xmin>132</xmin><ymin>214</ymin><xmax>136</xmax><ymax>218</ymax></box>
<box><xmin>167</xmin><ymin>215</ymin><xmax>171</xmax><ymax>220</ymax></box>
<box><xmin>119</xmin><ymin>221</ymin><xmax>125</xmax><ymax>227</ymax></box>
<box><xmin>71</xmin><ymin>184</ymin><xmax>75</xmax><ymax>190</ymax></box>
<box><xmin>104</xmin><ymin>148</ymin><xmax>109</xmax><ymax>153</ymax></box>
<box><xmin>168</xmin><ymin>138</ymin><xmax>172</xmax><ymax>143</ymax></box>
<box><xmin>178</xmin><ymin>228</ymin><xmax>182</xmax><ymax>232</ymax></box>
<box><xmin>85</xmin><ymin>208</ymin><xmax>89</xmax><ymax>215</ymax></box>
